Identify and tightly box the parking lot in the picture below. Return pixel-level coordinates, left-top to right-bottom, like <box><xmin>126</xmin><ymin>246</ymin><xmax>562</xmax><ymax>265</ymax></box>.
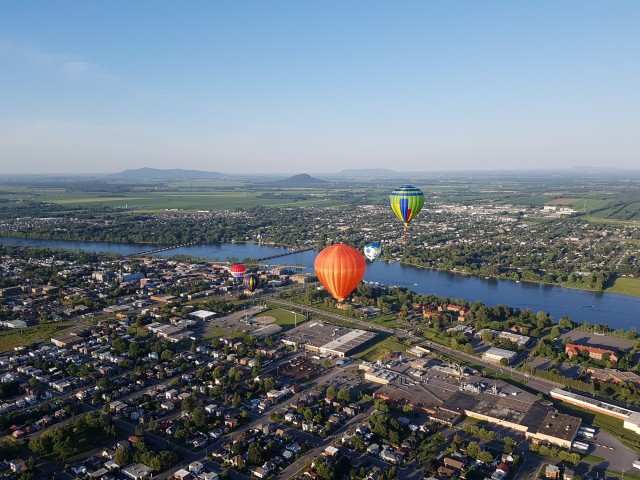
<box><xmin>277</xmin><ymin>353</ymin><xmax>325</xmax><ymax>381</ymax></box>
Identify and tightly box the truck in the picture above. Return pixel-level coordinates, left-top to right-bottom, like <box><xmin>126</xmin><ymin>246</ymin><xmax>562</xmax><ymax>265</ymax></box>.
<box><xmin>572</xmin><ymin>441</ymin><xmax>589</xmax><ymax>451</ymax></box>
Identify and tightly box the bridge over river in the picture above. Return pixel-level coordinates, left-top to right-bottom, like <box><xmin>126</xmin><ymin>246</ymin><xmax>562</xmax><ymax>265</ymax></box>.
<box><xmin>126</xmin><ymin>242</ymin><xmax>315</xmax><ymax>263</ymax></box>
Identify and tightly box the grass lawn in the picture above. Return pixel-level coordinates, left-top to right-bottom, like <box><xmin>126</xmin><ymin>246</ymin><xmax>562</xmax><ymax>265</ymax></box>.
<box><xmin>205</xmin><ymin>326</ymin><xmax>231</xmax><ymax>338</ymax></box>
<box><xmin>367</xmin><ymin>314</ymin><xmax>403</xmax><ymax>328</ymax></box>
<box><xmin>356</xmin><ymin>338</ymin><xmax>408</xmax><ymax>362</ymax></box>
<box><xmin>592</xmin><ymin>469</ymin><xmax>640</xmax><ymax>480</ymax></box>
<box><xmin>582</xmin><ymin>454</ymin><xmax>606</xmax><ymax>463</ymax></box>
<box><xmin>605</xmin><ymin>277</ymin><xmax>640</xmax><ymax>297</ymax></box>
<box><xmin>0</xmin><ymin>322</ymin><xmax>75</xmax><ymax>352</ymax></box>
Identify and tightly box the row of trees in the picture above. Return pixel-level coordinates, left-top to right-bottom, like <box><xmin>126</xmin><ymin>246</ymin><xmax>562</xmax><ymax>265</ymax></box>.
<box><xmin>528</xmin><ymin>441</ymin><xmax>580</xmax><ymax>466</ymax></box>
<box><xmin>461</xmin><ymin>423</ymin><xmax>496</xmax><ymax>441</ymax></box>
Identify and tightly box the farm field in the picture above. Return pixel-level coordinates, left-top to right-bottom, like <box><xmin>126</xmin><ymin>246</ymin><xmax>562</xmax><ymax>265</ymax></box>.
<box><xmin>31</xmin><ymin>190</ymin><xmax>350</xmax><ymax>212</ymax></box>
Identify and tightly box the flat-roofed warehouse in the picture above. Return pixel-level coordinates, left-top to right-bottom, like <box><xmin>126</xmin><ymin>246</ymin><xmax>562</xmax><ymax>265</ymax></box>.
<box><xmin>362</xmin><ymin>361</ymin><xmax>582</xmax><ymax>448</ymax></box>
<box><xmin>529</xmin><ymin>411</ymin><xmax>582</xmax><ymax>448</ymax></box>
<box><xmin>282</xmin><ymin>322</ymin><xmax>376</xmax><ymax>357</ymax></box>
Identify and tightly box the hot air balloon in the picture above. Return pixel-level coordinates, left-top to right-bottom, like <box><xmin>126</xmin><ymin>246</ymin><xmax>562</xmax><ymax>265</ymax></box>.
<box><xmin>363</xmin><ymin>242</ymin><xmax>382</xmax><ymax>262</ymax></box>
<box><xmin>229</xmin><ymin>263</ymin><xmax>247</xmax><ymax>280</ymax></box>
<box><xmin>389</xmin><ymin>184</ymin><xmax>424</xmax><ymax>230</ymax></box>
<box><xmin>314</xmin><ymin>243</ymin><xmax>366</xmax><ymax>302</ymax></box>
<box><xmin>243</xmin><ymin>274</ymin><xmax>259</xmax><ymax>292</ymax></box>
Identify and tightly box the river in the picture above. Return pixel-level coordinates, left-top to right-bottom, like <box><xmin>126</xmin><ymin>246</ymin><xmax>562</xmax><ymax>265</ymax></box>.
<box><xmin>2</xmin><ymin>237</ymin><xmax>639</xmax><ymax>330</ymax></box>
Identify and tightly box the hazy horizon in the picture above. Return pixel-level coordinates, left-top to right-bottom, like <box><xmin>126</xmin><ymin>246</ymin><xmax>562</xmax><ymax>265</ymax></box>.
<box><xmin>4</xmin><ymin>165</ymin><xmax>640</xmax><ymax>179</ymax></box>
<box><xmin>1</xmin><ymin>1</ymin><xmax>639</xmax><ymax>174</ymax></box>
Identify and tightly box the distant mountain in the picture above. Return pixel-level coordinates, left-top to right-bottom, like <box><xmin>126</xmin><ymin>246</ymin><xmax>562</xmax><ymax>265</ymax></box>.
<box><xmin>338</xmin><ymin>168</ymin><xmax>403</xmax><ymax>177</ymax></box>
<box><xmin>268</xmin><ymin>173</ymin><xmax>330</xmax><ymax>187</ymax></box>
<box><xmin>110</xmin><ymin>168</ymin><xmax>223</xmax><ymax>180</ymax></box>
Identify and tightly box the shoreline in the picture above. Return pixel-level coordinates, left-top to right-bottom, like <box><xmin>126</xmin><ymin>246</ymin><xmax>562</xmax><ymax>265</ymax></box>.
<box><xmin>1</xmin><ymin>235</ymin><xmax>638</xmax><ymax>300</ymax></box>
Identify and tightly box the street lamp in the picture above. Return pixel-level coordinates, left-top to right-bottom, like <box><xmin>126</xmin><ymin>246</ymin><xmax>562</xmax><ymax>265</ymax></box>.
<box><xmin>286</xmin><ymin>309</ymin><xmax>306</xmax><ymax>327</ymax></box>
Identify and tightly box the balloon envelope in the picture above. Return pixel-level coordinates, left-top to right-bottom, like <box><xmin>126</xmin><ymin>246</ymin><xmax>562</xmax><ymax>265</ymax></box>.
<box><xmin>243</xmin><ymin>274</ymin><xmax>259</xmax><ymax>292</ymax></box>
<box><xmin>229</xmin><ymin>263</ymin><xmax>247</xmax><ymax>280</ymax></box>
<box><xmin>314</xmin><ymin>243</ymin><xmax>366</xmax><ymax>302</ymax></box>
<box><xmin>364</xmin><ymin>242</ymin><xmax>382</xmax><ymax>262</ymax></box>
<box><xmin>390</xmin><ymin>184</ymin><xmax>424</xmax><ymax>228</ymax></box>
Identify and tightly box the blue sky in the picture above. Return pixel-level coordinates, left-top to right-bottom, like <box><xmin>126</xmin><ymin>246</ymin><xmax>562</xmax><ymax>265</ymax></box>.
<box><xmin>1</xmin><ymin>1</ymin><xmax>638</xmax><ymax>174</ymax></box>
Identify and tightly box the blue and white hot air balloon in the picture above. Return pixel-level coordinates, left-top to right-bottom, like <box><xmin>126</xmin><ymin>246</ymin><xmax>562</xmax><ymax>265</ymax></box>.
<box><xmin>363</xmin><ymin>242</ymin><xmax>382</xmax><ymax>262</ymax></box>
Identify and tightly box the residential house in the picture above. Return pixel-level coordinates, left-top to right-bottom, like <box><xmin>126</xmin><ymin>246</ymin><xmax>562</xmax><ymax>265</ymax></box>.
<box><xmin>188</xmin><ymin>461</ymin><xmax>203</xmax><ymax>475</ymax></box>
<box><xmin>545</xmin><ymin>464</ymin><xmax>560</xmax><ymax>480</ymax></box>
<box><xmin>122</xmin><ymin>463</ymin><xmax>153</xmax><ymax>480</ymax></box>
<box><xmin>9</xmin><ymin>459</ymin><xmax>25</xmax><ymax>473</ymax></box>
<box><xmin>173</xmin><ymin>469</ymin><xmax>190</xmax><ymax>480</ymax></box>
<box><xmin>251</xmin><ymin>466</ymin><xmax>265</xmax><ymax>478</ymax></box>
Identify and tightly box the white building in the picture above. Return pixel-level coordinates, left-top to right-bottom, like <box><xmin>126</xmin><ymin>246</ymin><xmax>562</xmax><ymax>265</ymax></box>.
<box><xmin>482</xmin><ymin>347</ymin><xmax>517</xmax><ymax>364</ymax></box>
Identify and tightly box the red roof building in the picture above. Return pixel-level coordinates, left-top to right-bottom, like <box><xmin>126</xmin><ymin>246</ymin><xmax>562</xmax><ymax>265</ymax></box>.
<box><xmin>565</xmin><ymin>344</ymin><xmax>619</xmax><ymax>364</ymax></box>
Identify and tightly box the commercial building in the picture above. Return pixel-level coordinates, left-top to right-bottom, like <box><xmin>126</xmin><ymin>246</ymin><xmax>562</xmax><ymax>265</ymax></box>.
<box><xmin>477</xmin><ymin>329</ymin><xmax>531</xmax><ymax>347</ymax></box>
<box><xmin>150</xmin><ymin>294</ymin><xmax>179</xmax><ymax>303</ymax></box>
<box><xmin>189</xmin><ymin>310</ymin><xmax>217</xmax><ymax>321</ymax></box>
<box><xmin>565</xmin><ymin>344</ymin><xmax>619</xmax><ymax>364</ymax></box>
<box><xmin>362</xmin><ymin>361</ymin><xmax>582</xmax><ymax>448</ymax></box>
<box><xmin>282</xmin><ymin>322</ymin><xmax>376</xmax><ymax>357</ymax></box>
<box><xmin>51</xmin><ymin>333</ymin><xmax>84</xmax><ymax>349</ymax></box>
<box><xmin>482</xmin><ymin>347</ymin><xmax>517</xmax><ymax>364</ymax></box>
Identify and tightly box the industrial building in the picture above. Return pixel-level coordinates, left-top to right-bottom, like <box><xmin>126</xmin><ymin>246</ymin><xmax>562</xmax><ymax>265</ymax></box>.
<box><xmin>551</xmin><ymin>388</ymin><xmax>640</xmax><ymax>435</ymax></box>
<box><xmin>281</xmin><ymin>322</ymin><xmax>377</xmax><ymax>357</ymax></box>
<box><xmin>362</xmin><ymin>361</ymin><xmax>582</xmax><ymax>448</ymax></box>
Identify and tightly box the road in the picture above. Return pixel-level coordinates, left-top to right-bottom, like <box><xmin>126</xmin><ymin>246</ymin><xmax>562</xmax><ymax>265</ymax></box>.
<box><xmin>271</xmin><ymin>298</ymin><xmax>562</xmax><ymax>393</ymax></box>
<box><xmin>278</xmin><ymin>406</ymin><xmax>375</xmax><ymax>479</ymax></box>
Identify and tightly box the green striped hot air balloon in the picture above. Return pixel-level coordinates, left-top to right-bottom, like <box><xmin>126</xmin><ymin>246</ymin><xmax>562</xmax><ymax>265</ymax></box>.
<box><xmin>389</xmin><ymin>184</ymin><xmax>424</xmax><ymax>230</ymax></box>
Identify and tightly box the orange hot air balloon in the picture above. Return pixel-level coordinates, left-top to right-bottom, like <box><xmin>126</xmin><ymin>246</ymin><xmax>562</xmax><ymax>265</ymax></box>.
<box><xmin>314</xmin><ymin>243</ymin><xmax>366</xmax><ymax>302</ymax></box>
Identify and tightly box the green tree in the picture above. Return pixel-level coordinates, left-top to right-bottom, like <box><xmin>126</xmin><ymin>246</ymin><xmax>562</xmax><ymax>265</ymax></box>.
<box><xmin>503</xmin><ymin>437</ymin><xmax>516</xmax><ymax>453</ymax></box>
<box><xmin>466</xmin><ymin>441</ymin><xmax>481</xmax><ymax>459</ymax></box>
<box><xmin>337</xmin><ymin>388</ymin><xmax>351</xmax><ymax>403</ymax></box>
<box><xmin>478</xmin><ymin>450</ymin><xmax>494</xmax><ymax>463</ymax></box>
<box><xmin>114</xmin><ymin>445</ymin><xmax>133</xmax><ymax>467</ymax></box>
<box><xmin>192</xmin><ymin>407</ymin><xmax>208</xmax><ymax>428</ymax></box>
<box><xmin>181</xmin><ymin>395</ymin><xmax>197</xmax><ymax>413</ymax></box>
<box><xmin>161</xmin><ymin>349</ymin><xmax>173</xmax><ymax>362</ymax></box>
<box><xmin>315</xmin><ymin>459</ymin><xmax>336</xmax><ymax>480</ymax></box>
<box><xmin>247</xmin><ymin>443</ymin><xmax>263</xmax><ymax>465</ymax></box>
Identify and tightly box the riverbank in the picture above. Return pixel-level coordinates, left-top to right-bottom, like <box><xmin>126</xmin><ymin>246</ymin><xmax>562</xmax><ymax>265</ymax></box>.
<box><xmin>4</xmin><ymin>233</ymin><xmax>638</xmax><ymax>298</ymax></box>
<box><xmin>2</xmin><ymin>236</ymin><xmax>639</xmax><ymax>329</ymax></box>
<box><xmin>390</xmin><ymin>258</ymin><xmax>640</xmax><ymax>299</ymax></box>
